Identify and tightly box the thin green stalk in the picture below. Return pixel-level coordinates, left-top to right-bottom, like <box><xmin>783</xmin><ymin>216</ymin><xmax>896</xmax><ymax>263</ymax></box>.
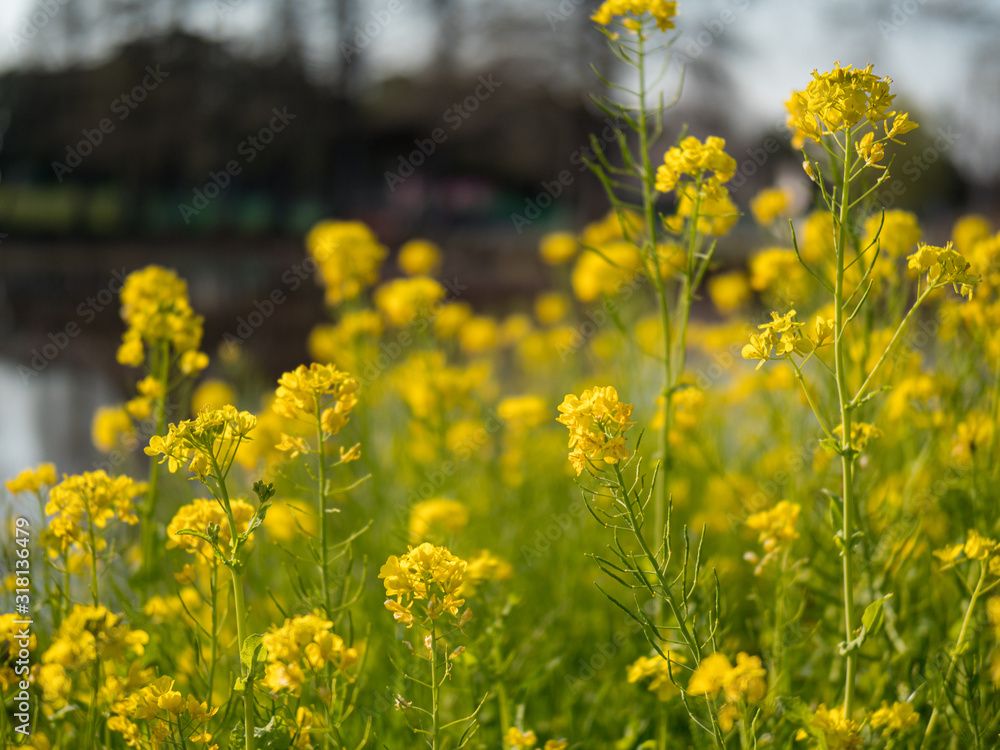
<box><xmin>211</xmin><ymin>453</ymin><xmax>255</xmax><ymax>750</ymax></box>
<box><xmin>207</xmin><ymin>563</ymin><xmax>219</xmax><ymax>711</ymax></box>
<box><xmin>833</xmin><ymin>125</ymin><xmax>857</xmax><ymax>717</ymax></box>
<box><xmin>141</xmin><ymin>339</ymin><xmax>170</xmax><ymax>578</ymax></box>
<box><xmin>920</xmin><ymin>563</ymin><xmax>987</xmax><ymax>748</ymax></box>
<box><xmin>430</xmin><ymin>622</ymin><xmax>440</xmax><ymax>750</ymax></box>
<box><xmin>317</xmin><ymin>406</ymin><xmax>331</xmax><ymax>617</ymax></box>
<box><xmin>85</xmin><ymin>503</ymin><xmax>100</xmax><ymax>606</ymax></box>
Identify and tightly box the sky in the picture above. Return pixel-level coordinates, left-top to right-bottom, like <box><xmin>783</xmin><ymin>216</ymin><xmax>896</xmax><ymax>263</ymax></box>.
<box><xmin>0</xmin><ymin>0</ymin><xmax>998</xmax><ymax>179</ymax></box>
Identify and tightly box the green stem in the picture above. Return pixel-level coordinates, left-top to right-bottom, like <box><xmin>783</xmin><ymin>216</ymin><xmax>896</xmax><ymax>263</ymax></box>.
<box><xmin>212</xmin><ymin>454</ymin><xmax>254</xmax><ymax>750</ymax></box>
<box><xmin>85</xmin><ymin>501</ymin><xmax>100</xmax><ymax>606</ymax></box>
<box><xmin>430</xmin><ymin>622</ymin><xmax>440</xmax><ymax>750</ymax></box>
<box><xmin>317</xmin><ymin>407</ymin><xmax>331</xmax><ymax>617</ymax></box>
<box><xmin>207</xmin><ymin>563</ymin><xmax>218</xmax><ymax>712</ymax></box>
<box><xmin>920</xmin><ymin>563</ymin><xmax>987</xmax><ymax>748</ymax></box>
<box><xmin>141</xmin><ymin>339</ymin><xmax>170</xmax><ymax>578</ymax></box>
<box><xmin>834</xmin><ymin>125</ymin><xmax>857</xmax><ymax>718</ymax></box>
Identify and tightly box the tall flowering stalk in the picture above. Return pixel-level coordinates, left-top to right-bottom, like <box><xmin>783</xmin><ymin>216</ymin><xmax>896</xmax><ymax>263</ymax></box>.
<box><xmin>379</xmin><ymin>543</ymin><xmax>485</xmax><ymax>750</ymax></box>
<box><xmin>558</xmin><ymin>386</ymin><xmax>735</xmax><ymax>748</ymax></box>
<box><xmin>145</xmin><ymin>405</ymin><xmax>269</xmax><ymax>750</ymax></box>
<box><xmin>273</xmin><ymin>363</ymin><xmax>363</xmax><ymax>618</ymax></box>
<box><xmin>585</xmin><ymin>0</ymin><xmax>737</xmax><ymax>540</ymax></box>
<box><xmin>744</xmin><ymin>62</ymin><xmax>976</xmax><ymax>718</ymax></box>
<box><xmin>115</xmin><ymin>266</ymin><xmax>210</xmax><ymax>577</ymax></box>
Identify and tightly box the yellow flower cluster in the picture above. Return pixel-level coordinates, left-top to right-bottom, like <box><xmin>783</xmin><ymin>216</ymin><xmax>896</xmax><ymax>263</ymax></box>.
<box><xmin>145</xmin><ymin>405</ymin><xmax>257</xmax><ymax>478</ymax></box>
<box><xmin>378</xmin><ymin>543</ymin><xmax>469</xmax><ymax>628</ymax></box>
<box><xmin>870</xmin><ymin>701</ymin><xmax>919</xmax><ymax>732</ymax></box>
<box><xmin>308</xmin><ymin>310</ymin><xmax>384</xmax><ymax>373</ymax></box>
<box><xmin>655</xmin><ymin>136</ymin><xmax>735</xmax><ymax>193</ymax></box>
<box><xmin>539</xmin><ymin>231</ymin><xmax>579</xmax><ymax>266</ymax></box>
<box><xmin>934</xmin><ymin>529</ymin><xmax>1000</xmax><ymax>575</ymax></box>
<box><xmin>392</xmin><ymin>350</ymin><xmax>493</xmax><ymax>422</ymax></box>
<box><xmin>742</xmin><ymin>310</ymin><xmax>825</xmax><ymax>369</ymax></box>
<box><xmin>5</xmin><ymin>462</ymin><xmax>57</xmax><ymax>494</ymax></box>
<box><xmin>795</xmin><ymin>704</ymin><xmax>862</xmax><ymax>750</ymax></box>
<box><xmin>687</xmin><ymin>652</ymin><xmax>767</xmax><ymax>703</ymax></box>
<box><xmin>666</xmin><ymin>182</ymin><xmax>738</xmax><ymax>237</ymax></box>
<box><xmin>461</xmin><ymin>549</ymin><xmax>514</xmax><ymax>596</ymax></box>
<box><xmin>746</xmin><ymin>500</ymin><xmax>800</xmax><ymax>554</ymax></box>
<box><xmin>408</xmin><ymin>498</ymin><xmax>469</xmax><ymax>543</ymax></box>
<box><xmin>863</xmin><ymin>210</ymin><xmax>920</xmax><ymax>258</ymax></box>
<box><xmin>627</xmin><ymin>649</ymin><xmax>687</xmax><ymax>700</ymax></box>
<box><xmin>116</xmin><ymin>265</ymin><xmax>207</xmax><ymax>373</ymax></box>
<box><xmin>571</xmin><ymin>241</ymin><xmax>644</xmax><ymax>302</ymax></box>
<box><xmin>785</xmin><ymin>62</ymin><xmax>911</xmax><ymax>148</ymax></box>
<box><xmin>274</xmin><ymin>363</ymin><xmax>359</xmax><ymax>438</ymax></box>
<box><xmin>92</xmin><ymin>405</ymin><xmax>136</xmax><ymax>453</ymax></box>
<box><xmin>306</xmin><ymin>220</ymin><xmax>387</xmax><ymax>306</ymax></box>
<box><xmin>556</xmin><ymin>386</ymin><xmax>635</xmax><ymax>475</ymax></box>
<box><xmin>498</xmin><ymin>394</ymin><xmax>551</xmax><ymax>486</ymax></box>
<box><xmin>591</xmin><ymin>0</ymin><xmax>678</xmax><ymax>31</ymax></box>
<box><xmin>374</xmin><ymin>276</ymin><xmax>446</xmax><ymax>327</ymax></box>
<box><xmin>262</xmin><ymin>613</ymin><xmax>359</xmax><ymax>695</ymax></box>
<box><xmin>398</xmin><ymin>239</ymin><xmax>443</xmax><ymax>276</ymax></box>
<box><xmin>907</xmin><ymin>241</ymin><xmax>978</xmax><ymax>298</ymax></box>
<box><xmin>109</xmin><ymin>675</ymin><xmax>216</xmax><ymax>749</ymax></box>
<box><xmin>167</xmin><ymin>498</ymin><xmax>256</xmax><ymax>560</ymax></box>
<box><xmin>42</xmin><ymin>605</ymin><xmax>148</xmax><ymax>672</ymax></box>
<box><xmin>750</xmin><ymin>187</ymin><xmax>791</xmax><ymax>226</ymax></box>
<box><xmin>506</xmin><ymin>727</ymin><xmax>568</xmax><ymax>750</ymax></box>
<box><xmin>45</xmin><ymin>471</ymin><xmax>143</xmax><ymax>553</ymax></box>
<box><xmin>749</xmin><ymin>248</ymin><xmax>807</xmax><ymax>303</ymax></box>
<box><xmin>833</xmin><ymin>421</ymin><xmax>883</xmax><ymax>452</ymax></box>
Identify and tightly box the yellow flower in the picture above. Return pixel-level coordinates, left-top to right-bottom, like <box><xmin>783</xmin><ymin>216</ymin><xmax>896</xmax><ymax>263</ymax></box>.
<box><xmin>92</xmin><ymin>406</ymin><xmax>136</xmax><ymax>453</ymax></box>
<box><xmin>749</xmin><ymin>247</ymin><xmax>807</xmax><ymax>301</ymax></box>
<box><xmin>167</xmin><ymin>498</ymin><xmax>256</xmax><ymax>560</ymax></box>
<box><xmin>408</xmin><ymin>499</ymin><xmax>469</xmax><ymax>543</ymax></box>
<box><xmin>863</xmin><ymin>210</ymin><xmax>920</xmax><ymax>258</ymax></box>
<box><xmin>556</xmin><ymin>386</ymin><xmax>634</xmax><ymax>475</ymax></box>
<box><xmin>497</xmin><ymin>395</ymin><xmax>550</xmax><ymax>430</ymax></box>
<box><xmin>433</xmin><ymin>302</ymin><xmax>474</xmax><ymax>339</ymax></box>
<box><xmin>117</xmin><ymin>266</ymin><xmax>206</xmax><ymax>367</ymax></box>
<box><xmin>795</xmin><ymin>704</ymin><xmax>862</xmax><ymax>750</ymax></box>
<box><xmin>723</xmin><ymin>652</ymin><xmax>767</xmax><ymax>704</ymax></box>
<box><xmin>571</xmin><ymin>241</ymin><xmax>643</xmax><ymax>302</ymax></box>
<box><xmin>627</xmin><ymin>650</ymin><xmax>687</xmax><ymax>700</ymax></box>
<box><xmin>655</xmin><ymin>136</ymin><xmax>736</xmax><ymax>194</ymax></box>
<box><xmin>458</xmin><ymin>316</ymin><xmax>499</xmax><ymax>355</ymax></box>
<box><xmin>708</xmin><ymin>271</ymin><xmax>751</xmax><ymax>314</ymax></box>
<box><xmin>833</xmin><ymin>421</ymin><xmax>883</xmax><ymax>452</ymax></box>
<box><xmin>907</xmin><ymin>241</ymin><xmax>979</xmax><ymax>298</ymax></box>
<box><xmin>46</xmin><ymin>471</ymin><xmax>142</xmax><ymax>554</ymax></box>
<box><xmin>871</xmin><ymin>701</ymin><xmax>919</xmax><ymax>732</ymax></box>
<box><xmin>952</xmin><ymin>214</ymin><xmax>992</xmax><ymax>255</ymax></box>
<box><xmin>145</xmin><ymin>406</ymin><xmax>257</xmax><ymax>478</ymax></box>
<box><xmin>964</xmin><ymin>529</ymin><xmax>998</xmax><ymax>561</ymax></box>
<box><xmin>261</xmin><ymin>499</ymin><xmax>318</xmax><ymax>544</ymax></box>
<box><xmin>591</xmin><ymin>0</ymin><xmax>678</xmax><ymax>30</ymax></box>
<box><xmin>785</xmin><ymin>62</ymin><xmax>906</xmax><ymax>149</ymax></box>
<box><xmin>42</xmin><ymin>605</ymin><xmax>148</xmax><ymax>671</ymax></box>
<box><xmin>263</xmin><ymin>614</ymin><xmax>359</xmax><ymax>695</ymax></box>
<box><xmin>398</xmin><ymin>238</ymin><xmax>443</xmax><ymax>276</ymax></box>
<box><xmin>750</xmin><ymin>187</ymin><xmax>791</xmax><ymax>226</ymax></box>
<box><xmin>307</xmin><ymin>220</ymin><xmax>387</xmax><ymax>306</ymax></box>
<box><xmin>539</xmin><ymin>231</ymin><xmax>579</xmax><ymax>265</ymax></box>
<box><xmin>746</xmin><ymin>501</ymin><xmax>800</xmax><ymax>554</ymax></box>
<box><xmin>534</xmin><ymin>292</ymin><xmax>571</xmax><ymax>326</ymax></box>
<box><xmin>686</xmin><ymin>652</ymin><xmax>731</xmax><ymax>698</ymax></box>
<box><xmin>5</xmin><ymin>462</ymin><xmax>57</xmax><ymax>494</ymax></box>
<box><xmin>374</xmin><ymin>276</ymin><xmax>446</xmax><ymax>326</ymax></box>
<box><xmin>378</xmin><ymin>543</ymin><xmax>469</xmax><ymax>627</ymax></box>
<box><xmin>274</xmin><ymin>363</ymin><xmax>359</xmax><ymax>437</ymax></box>
<box><xmin>460</xmin><ymin>549</ymin><xmax>513</xmax><ymax>596</ymax></box>
<box><xmin>191</xmin><ymin>379</ymin><xmax>236</xmax><ymax>413</ymax></box>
